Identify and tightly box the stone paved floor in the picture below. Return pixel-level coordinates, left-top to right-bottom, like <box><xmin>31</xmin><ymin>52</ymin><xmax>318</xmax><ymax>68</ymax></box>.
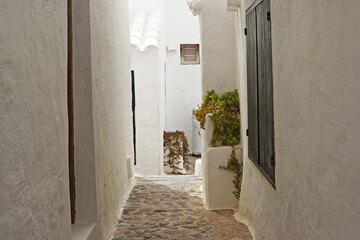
<box><xmin>112</xmin><ymin>176</ymin><xmax>252</xmax><ymax>240</ymax></box>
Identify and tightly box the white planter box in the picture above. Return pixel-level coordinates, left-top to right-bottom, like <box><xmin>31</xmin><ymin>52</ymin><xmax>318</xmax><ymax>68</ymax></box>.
<box><xmin>202</xmin><ymin>114</ymin><xmax>241</xmax><ymax>209</ymax></box>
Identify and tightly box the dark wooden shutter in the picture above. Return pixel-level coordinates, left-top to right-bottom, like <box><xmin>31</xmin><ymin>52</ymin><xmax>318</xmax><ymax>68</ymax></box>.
<box><xmin>256</xmin><ymin>0</ymin><xmax>275</xmax><ymax>182</ymax></box>
<box><xmin>68</xmin><ymin>0</ymin><xmax>76</xmax><ymax>224</ymax></box>
<box><xmin>246</xmin><ymin>0</ymin><xmax>275</xmax><ymax>185</ymax></box>
<box><xmin>246</xmin><ymin>8</ymin><xmax>259</xmax><ymax>166</ymax></box>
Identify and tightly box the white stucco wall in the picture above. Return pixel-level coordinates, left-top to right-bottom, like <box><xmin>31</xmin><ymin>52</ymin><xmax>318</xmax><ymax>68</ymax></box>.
<box><xmin>130</xmin><ymin>0</ymin><xmax>166</xmax><ymax>175</ymax></box>
<box><xmin>72</xmin><ymin>0</ymin><xmax>98</xmax><ymax>225</ymax></box>
<box><xmin>187</xmin><ymin>0</ymin><xmax>240</xmax><ymax>209</ymax></box>
<box><xmin>88</xmin><ymin>0</ymin><xmax>135</xmax><ymax>239</ymax></box>
<box><xmin>165</xmin><ymin>0</ymin><xmax>201</xmax><ymax>152</ymax></box>
<box><xmin>131</xmin><ymin>49</ymin><xmax>165</xmax><ymax>175</ymax></box>
<box><xmin>0</xmin><ymin>1</ymin><xmax>71</xmax><ymax>239</ymax></box>
<box><xmin>0</xmin><ymin>1</ymin><xmax>134</xmax><ymax>239</ymax></box>
<box><xmin>235</xmin><ymin>1</ymin><xmax>360</xmax><ymax>239</ymax></box>
<box><xmin>194</xmin><ymin>0</ymin><xmax>238</xmax><ymax>94</ymax></box>
<box><xmin>202</xmin><ymin>116</ymin><xmax>240</xmax><ymax>210</ymax></box>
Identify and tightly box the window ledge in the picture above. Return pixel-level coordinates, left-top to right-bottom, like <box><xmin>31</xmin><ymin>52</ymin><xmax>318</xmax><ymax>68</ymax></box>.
<box><xmin>71</xmin><ymin>223</ymin><xmax>95</xmax><ymax>240</ymax></box>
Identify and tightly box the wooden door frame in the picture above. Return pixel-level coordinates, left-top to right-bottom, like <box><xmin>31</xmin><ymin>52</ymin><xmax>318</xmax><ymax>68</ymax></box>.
<box><xmin>67</xmin><ymin>0</ymin><xmax>75</xmax><ymax>224</ymax></box>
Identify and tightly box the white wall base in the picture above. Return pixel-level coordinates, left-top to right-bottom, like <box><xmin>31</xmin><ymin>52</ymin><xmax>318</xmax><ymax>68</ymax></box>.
<box><xmin>71</xmin><ymin>223</ymin><xmax>95</xmax><ymax>240</ymax></box>
<box><xmin>204</xmin><ymin>146</ymin><xmax>240</xmax><ymax>209</ymax></box>
<box><xmin>202</xmin><ymin>115</ymin><xmax>240</xmax><ymax>209</ymax></box>
<box><xmin>195</xmin><ymin>159</ymin><xmax>202</xmax><ymax>175</ymax></box>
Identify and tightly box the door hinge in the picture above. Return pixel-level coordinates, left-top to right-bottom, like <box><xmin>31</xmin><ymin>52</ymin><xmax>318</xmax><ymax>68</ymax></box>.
<box><xmin>267</xmin><ymin>12</ymin><xmax>271</xmax><ymax>21</ymax></box>
<box><xmin>244</xmin><ymin>28</ymin><xmax>247</xmax><ymax>36</ymax></box>
<box><xmin>271</xmin><ymin>156</ymin><xmax>275</xmax><ymax>166</ymax></box>
<box><xmin>246</xmin><ymin>129</ymin><xmax>249</xmax><ymax>136</ymax></box>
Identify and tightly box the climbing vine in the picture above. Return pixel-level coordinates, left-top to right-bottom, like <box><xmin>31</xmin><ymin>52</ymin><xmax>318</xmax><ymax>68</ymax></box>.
<box><xmin>163</xmin><ymin>131</ymin><xmax>190</xmax><ymax>175</ymax></box>
<box><xmin>219</xmin><ymin>150</ymin><xmax>243</xmax><ymax>200</ymax></box>
<box><xmin>195</xmin><ymin>89</ymin><xmax>242</xmax><ymax>199</ymax></box>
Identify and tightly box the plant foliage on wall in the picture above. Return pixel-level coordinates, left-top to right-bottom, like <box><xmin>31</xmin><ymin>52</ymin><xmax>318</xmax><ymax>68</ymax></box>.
<box><xmin>195</xmin><ymin>90</ymin><xmax>240</xmax><ymax>147</ymax></box>
<box><xmin>195</xmin><ymin>89</ymin><xmax>242</xmax><ymax>199</ymax></box>
<box><xmin>219</xmin><ymin>150</ymin><xmax>243</xmax><ymax>200</ymax></box>
<box><xmin>163</xmin><ymin>131</ymin><xmax>190</xmax><ymax>175</ymax></box>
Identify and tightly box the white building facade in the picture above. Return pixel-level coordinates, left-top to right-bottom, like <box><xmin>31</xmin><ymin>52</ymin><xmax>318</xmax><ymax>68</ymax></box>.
<box><xmin>0</xmin><ymin>1</ymin><xmax>135</xmax><ymax>240</ymax></box>
<box><xmin>130</xmin><ymin>0</ymin><xmax>202</xmax><ymax>175</ymax></box>
<box><xmin>165</xmin><ymin>0</ymin><xmax>202</xmax><ymax>153</ymax></box>
<box><xmin>190</xmin><ymin>0</ymin><xmax>360</xmax><ymax>239</ymax></box>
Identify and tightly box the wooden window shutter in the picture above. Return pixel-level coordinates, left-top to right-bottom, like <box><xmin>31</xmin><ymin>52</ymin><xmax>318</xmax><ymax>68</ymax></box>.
<box><xmin>246</xmin><ymin>8</ymin><xmax>259</xmax><ymax>166</ymax></box>
<box><xmin>256</xmin><ymin>0</ymin><xmax>275</xmax><ymax>182</ymax></box>
<box><xmin>246</xmin><ymin>0</ymin><xmax>275</xmax><ymax>186</ymax></box>
<box><xmin>181</xmin><ymin>44</ymin><xmax>200</xmax><ymax>65</ymax></box>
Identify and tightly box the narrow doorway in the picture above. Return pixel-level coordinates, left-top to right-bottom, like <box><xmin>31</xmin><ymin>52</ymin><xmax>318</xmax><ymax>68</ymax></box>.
<box><xmin>131</xmin><ymin>70</ymin><xmax>137</xmax><ymax>165</ymax></box>
<box><xmin>67</xmin><ymin>0</ymin><xmax>75</xmax><ymax>224</ymax></box>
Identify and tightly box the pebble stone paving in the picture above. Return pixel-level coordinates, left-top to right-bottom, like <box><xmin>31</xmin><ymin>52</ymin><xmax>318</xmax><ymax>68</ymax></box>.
<box><xmin>111</xmin><ymin>176</ymin><xmax>252</xmax><ymax>240</ymax></box>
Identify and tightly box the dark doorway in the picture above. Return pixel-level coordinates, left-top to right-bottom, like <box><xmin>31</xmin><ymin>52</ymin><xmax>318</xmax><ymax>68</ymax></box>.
<box><xmin>67</xmin><ymin>0</ymin><xmax>76</xmax><ymax>224</ymax></box>
<box><xmin>132</xmin><ymin>70</ymin><xmax>137</xmax><ymax>165</ymax></box>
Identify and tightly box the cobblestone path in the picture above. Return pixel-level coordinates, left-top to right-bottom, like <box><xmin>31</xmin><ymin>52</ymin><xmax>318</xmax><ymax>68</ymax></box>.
<box><xmin>112</xmin><ymin>176</ymin><xmax>252</xmax><ymax>240</ymax></box>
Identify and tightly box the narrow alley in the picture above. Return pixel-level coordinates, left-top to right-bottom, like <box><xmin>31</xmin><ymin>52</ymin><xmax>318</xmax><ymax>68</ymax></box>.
<box><xmin>1</xmin><ymin>0</ymin><xmax>360</xmax><ymax>240</ymax></box>
<box><xmin>112</xmin><ymin>176</ymin><xmax>252</xmax><ymax>240</ymax></box>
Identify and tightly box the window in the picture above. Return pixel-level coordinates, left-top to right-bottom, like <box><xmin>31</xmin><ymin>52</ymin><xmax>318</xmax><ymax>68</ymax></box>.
<box><xmin>246</xmin><ymin>0</ymin><xmax>275</xmax><ymax>186</ymax></box>
<box><xmin>180</xmin><ymin>44</ymin><xmax>200</xmax><ymax>65</ymax></box>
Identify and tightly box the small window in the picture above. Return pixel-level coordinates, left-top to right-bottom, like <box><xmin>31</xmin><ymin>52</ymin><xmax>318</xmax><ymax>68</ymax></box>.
<box><xmin>180</xmin><ymin>44</ymin><xmax>200</xmax><ymax>65</ymax></box>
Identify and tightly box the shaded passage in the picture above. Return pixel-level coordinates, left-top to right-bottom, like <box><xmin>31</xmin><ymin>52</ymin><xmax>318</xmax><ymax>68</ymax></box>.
<box><xmin>112</xmin><ymin>176</ymin><xmax>252</xmax><ymax>240</ymax></box>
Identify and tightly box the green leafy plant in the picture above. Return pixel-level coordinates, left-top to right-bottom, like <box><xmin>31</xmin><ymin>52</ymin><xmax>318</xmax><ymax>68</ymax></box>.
<box><xmin>163</xmin><ymin>131</ymin><xmax>190</xmax><ymax>175</ymax></box>
<box><xmin>195</xmin><ymin>89</ymin><xmax>242</xmax><ymax>199</ymax></box>
<box><xmin>195</xmin><ymin>90</ymin><xmax>240</xmax><ymax>147</ymax></box>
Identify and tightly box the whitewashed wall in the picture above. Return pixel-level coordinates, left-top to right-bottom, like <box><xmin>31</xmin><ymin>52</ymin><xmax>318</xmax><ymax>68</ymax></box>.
<box><xmin>0</xmin><ymin>1</ymin><xmax>70</xmax><ymax>239</ymax></box>
<box><xmin>190</xmin><ymin>0</ymin><xmax>238</xmax><ymax>94</ymax></box>
<box><xmin>188</xmin><ymin>0</ymin><xmax>239</xmax><ymax>209</ymax></box>
<box><xmin>130</xmin><ymin>0</ymin><xmax>166</xmax><ymax>175</ymax></box>
<box><xmin>87</xmin><ymin>0</ymin><xmax>135</xmax><ymax>239</ymax></box>
<box><xmin>130</xmin><ymin>0</ymin><xmax>202</xmax><ymax>173</ymax></box>
<box><xmin>165</xmin><ymin>0</ymin><xmax>201</xmax><ymax>152</ymax></box>
<box><xmin>0</xmin><ymin>1</ymin><xmax>135</xmax><ymax>239</ymax></box>
<box><xmin>234</xmin><ymin>1</ymin><xmax>360</xmax><ymax>240</ymax></box>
